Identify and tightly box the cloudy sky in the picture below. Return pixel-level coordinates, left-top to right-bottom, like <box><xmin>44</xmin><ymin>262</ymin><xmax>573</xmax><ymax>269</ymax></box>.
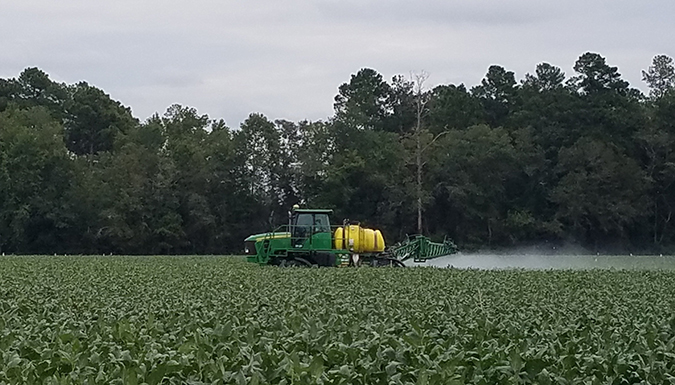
<box><xmin>2</xmin><ymin>0</ymin><xmax>673</xmax><ymax>126</ymax></box>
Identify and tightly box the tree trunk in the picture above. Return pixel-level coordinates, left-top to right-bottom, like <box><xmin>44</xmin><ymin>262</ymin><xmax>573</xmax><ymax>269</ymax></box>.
<box><xmin>417</xmin><ymin>121</ymin><xmax>422</xmax><ymax>234</ymax></box>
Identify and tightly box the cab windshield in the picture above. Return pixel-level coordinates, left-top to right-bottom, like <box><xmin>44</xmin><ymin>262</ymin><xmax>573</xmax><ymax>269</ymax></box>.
<box><xmin>292</xmin><ymin>212</ymin><xmax>331</xmax><ymax>245</ymax></box>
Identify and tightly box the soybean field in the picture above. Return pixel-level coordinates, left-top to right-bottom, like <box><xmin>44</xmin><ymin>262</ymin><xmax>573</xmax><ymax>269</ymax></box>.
<box><xmin>1</xmin><ymin>256</ymin><xmax>675</xmax><ymax>384</ymax></box>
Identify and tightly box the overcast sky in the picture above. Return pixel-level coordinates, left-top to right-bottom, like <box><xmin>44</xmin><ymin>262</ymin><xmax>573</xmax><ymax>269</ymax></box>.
<box><xmin>2</xmin><ymin>1</ymin><xmax>673</xmax><ymax>127</ymax></box>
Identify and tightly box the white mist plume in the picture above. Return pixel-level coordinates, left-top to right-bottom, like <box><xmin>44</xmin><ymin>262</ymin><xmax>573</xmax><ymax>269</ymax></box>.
<box><xmin>411</xmin><ymin>247</ymin><xmax>675</xmax><ymax>270</ymax></box>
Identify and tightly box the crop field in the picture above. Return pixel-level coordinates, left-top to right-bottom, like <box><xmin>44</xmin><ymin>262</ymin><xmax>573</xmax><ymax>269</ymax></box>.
<box><xmin>1</xmin><ymin>256</ymin><xmax>675</xmax><ymax>384</ymax></box>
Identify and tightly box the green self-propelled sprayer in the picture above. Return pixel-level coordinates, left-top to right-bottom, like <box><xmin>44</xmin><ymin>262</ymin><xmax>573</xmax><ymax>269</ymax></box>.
<box><xmin>244</xmin><ymin>207</ymin><xmax>458</xmax><ymax>267</ymax></box>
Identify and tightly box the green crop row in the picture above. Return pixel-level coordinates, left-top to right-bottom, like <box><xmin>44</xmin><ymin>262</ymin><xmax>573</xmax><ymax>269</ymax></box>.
<box><xmin>0</xmin><ymin>256</ymin><xmax>674</xmax><ymax>384</ymax></box>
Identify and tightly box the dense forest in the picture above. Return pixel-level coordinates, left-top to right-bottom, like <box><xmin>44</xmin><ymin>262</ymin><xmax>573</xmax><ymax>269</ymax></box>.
<box><xmin>1</xmin><ymin>52</ymin><xmax>674</xmax><ymax>255</ymax></box>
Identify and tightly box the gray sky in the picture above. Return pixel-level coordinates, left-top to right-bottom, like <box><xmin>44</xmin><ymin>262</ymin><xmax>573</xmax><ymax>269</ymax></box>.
<box><xmin>2</xmin><ymin>1</ymin><xmax>673</xmax><ymax>127</ymax></box>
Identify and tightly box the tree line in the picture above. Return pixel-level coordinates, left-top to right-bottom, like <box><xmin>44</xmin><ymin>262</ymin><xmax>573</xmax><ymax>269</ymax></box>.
<box><xmin>1</xmin><ymin>52</ymin><xmax>674</xmax><ymax>255</ymax></box>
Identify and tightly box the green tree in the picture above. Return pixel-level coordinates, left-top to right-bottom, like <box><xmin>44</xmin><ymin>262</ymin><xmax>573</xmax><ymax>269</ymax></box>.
<box><xmin>334</xmin><ymin>68</ymin><xmax>393</xmax><ymax>131</ymax></box>
<box><xmin>515</xmin><ymin>62</ymin><xmax>579</xmax><ymax>152</ymax></box>
<box><xmin>294</xmin><ymin>120</ymin><xmax>337</xmax><ymax>208</ymax></box>
<box><xmin>0</xmin><ymin>107</ymin><xmax>75</xmax><ymax>253</ymax></box>
<box><xmin>427</xmin><ymin>125</ymin><xmax>525</xmax><ymax>246</ymax></box>
<box><xmin>63</xmin><ymin>82</ymin><xmax>137</xmax><ymax>156</ymax></box>
<box><xmin>387</xmin><ymin>74</ymin><xmax>417</xmax><ymax>133</ymax></box>
<box><xmin>552</xmin><ymin>138</ymin><xmax>650</xmax><ymax>250</ymax></box>
<box><xmin>642</xmin><ymin>54</ymin><xmax>675</xmax><ymax>99</ymax></box>
<box><xmin>93</xmin><ymin>137</ymin><xmax>183</xmax><ymax>254</ymax></box>
<box><xmin>522</xmin><ymin>63</ymin><xmax>566</xmax><ymax>92</ymax></box>
<box><xmin>569</xmin><ymin>52</ymin><xmax>629</xmax><ymax>95</ymax></box>
<box><xmin>634</xmin><ymin>89</ymin><xmax>675</xmax><ymax>248</ymax></box>
<box><xmin>427</xmin><ymin>84</ymin><xmax>484</xmax><ymax>132</ymax></box>
<box><xmin>0</xmin><ymin>78</ymin><xmax>15</xmax><ymax>111</ymax></box>
<box><xmin>336</xmin><ymin>132</ymin><xmax>407</xmax><ymax>236</ymax></box>
<box><xmin>160</xmin><ymin>105</ymin><xmax>215</xmax><ymax>253</ymax></box>
<box><xmin>0</xmin><ymin>68</ymin><xmax>68</xmax><ymax>118</ymax></box>
<box><xmin>203</xmin><ymin>120</ymin><xmax>252</xmax><ymax>252</ymax></box>
<box><xmin>471</xmin><ymin>65</ymin><xmax>519</xmax><ymax>128</ymax></box>
<box><xmin>273</xmin><ymin>119</ymin><xmax>303</xmax><ymax>208</ymax></box>
<box><xmin>235</xmin><ymin>113</ymin><xmax>287</xmax><ymax>229</ymax></box>
<box><xmin>567</xmin><ymin>53</ymin><xmax>646</xmax><ymax>150</ymax></box>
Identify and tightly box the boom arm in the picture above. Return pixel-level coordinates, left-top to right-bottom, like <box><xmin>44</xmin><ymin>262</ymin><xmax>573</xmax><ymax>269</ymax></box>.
<box><xmin>388</xmin><ymin>235</ymin><xmax>458</xmax><ymax>263</ymax></box>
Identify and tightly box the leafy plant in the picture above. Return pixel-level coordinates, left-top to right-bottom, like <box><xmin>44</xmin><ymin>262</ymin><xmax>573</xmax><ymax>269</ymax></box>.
<box><xmin>0</xmin><ymin>256</ymin><xmax>674</xmax><ymax>384</ymax></box>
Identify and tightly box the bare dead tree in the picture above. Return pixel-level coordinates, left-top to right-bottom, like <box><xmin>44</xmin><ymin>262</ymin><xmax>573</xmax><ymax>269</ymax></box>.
<box><xmin>410</xmin><ymin>71</ymin><xmax>452</xmax><ymax>235</ymax></box>
<box><xmin>412</xmin><ymin>71</ymin><xmax>429</xmax><ymax>234</ymax></box>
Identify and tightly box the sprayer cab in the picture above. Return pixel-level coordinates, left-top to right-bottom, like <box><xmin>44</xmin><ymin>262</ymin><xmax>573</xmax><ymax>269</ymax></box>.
<box><xmin>289</xmin><ymin>208</ymin><xmax>333</xmax><ymax>249</ymax></box>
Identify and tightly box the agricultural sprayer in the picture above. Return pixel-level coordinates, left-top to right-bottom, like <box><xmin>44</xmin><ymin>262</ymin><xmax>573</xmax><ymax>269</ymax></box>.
<box><xmin>244</xmin><ymin>206</ymin><xmax>458</xmax><ymax>267</ymax></box>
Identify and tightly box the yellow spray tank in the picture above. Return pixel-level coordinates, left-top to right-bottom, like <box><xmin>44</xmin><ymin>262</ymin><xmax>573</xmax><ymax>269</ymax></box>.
<box><xmin>334</xmin><ymin>224</ymin><xmax>385</xmax><ymax>253</ymax></box>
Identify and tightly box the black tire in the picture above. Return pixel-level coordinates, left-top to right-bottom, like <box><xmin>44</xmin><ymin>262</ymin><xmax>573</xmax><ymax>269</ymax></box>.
<box><xmin>280</xmin><ymin>258</ymin><xmax>312</xmax><ymax>267</ymax></box>
<box><xmin>374</xmin><ymin>257</ymin><xmax>405</xmax><ymax>267</ymax></box>
<box><xmin>312</xmin><ymin>252</ymin><xmax>337</xmax><ymax>267</ymax></box>
<box><xmin>294</xmin><ymin>257</ymin><xmax>313</xmax><ymax>267</ymax></box>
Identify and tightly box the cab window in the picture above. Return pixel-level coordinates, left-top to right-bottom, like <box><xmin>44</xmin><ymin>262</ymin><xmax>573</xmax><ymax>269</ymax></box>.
<box><xmin>313</xmin><ymin>214</ymin><xmax>330</xmax><ymax>233</ymax></box>
<box><xmin>294</xmin><ymin>213</ymin><xmax>313</xmax><ymax>232</ymax></box>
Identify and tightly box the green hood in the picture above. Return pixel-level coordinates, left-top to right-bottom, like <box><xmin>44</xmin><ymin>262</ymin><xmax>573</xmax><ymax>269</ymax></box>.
<box><xmin>244</xmin><ymin>232</ymin><xmax>291</xmax><ymax>242</ymax></box>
